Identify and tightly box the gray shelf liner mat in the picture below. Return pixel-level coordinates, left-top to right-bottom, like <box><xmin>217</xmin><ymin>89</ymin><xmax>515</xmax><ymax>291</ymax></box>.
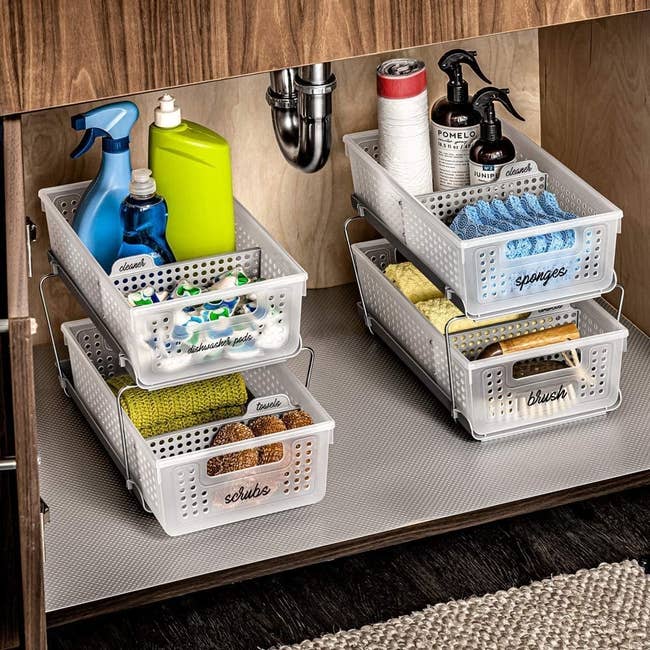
<box><xmin>39</xmin><ymin>284</ymin><xmax>650</xmax><ymax>611</ymax></box>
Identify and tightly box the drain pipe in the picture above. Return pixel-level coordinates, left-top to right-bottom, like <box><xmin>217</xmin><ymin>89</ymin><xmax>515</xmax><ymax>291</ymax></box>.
<box><xmin>266</xmin><ymin>63</ymin><xmax>337</xmax><ymax>173</ymax></box>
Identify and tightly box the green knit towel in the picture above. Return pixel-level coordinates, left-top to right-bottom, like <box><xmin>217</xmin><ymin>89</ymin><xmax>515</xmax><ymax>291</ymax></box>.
<box><xmin>106</xmin><ymin>372</ymin><xmax>248</xmax><ymax>438</ymax></box>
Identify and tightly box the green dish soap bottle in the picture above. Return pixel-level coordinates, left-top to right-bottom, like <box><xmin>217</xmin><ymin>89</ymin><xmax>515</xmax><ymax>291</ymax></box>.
<box><xmin>148</xmin><ymin>94</ymin><xmax>236</xmax><ymax>261</ymax></box>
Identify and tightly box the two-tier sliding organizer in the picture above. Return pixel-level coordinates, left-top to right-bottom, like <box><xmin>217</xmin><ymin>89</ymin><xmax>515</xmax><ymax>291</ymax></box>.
<box><xmin>38</xmin><ymin>182</ymin><xmax>334</xmax><ymax>536</ymax></box>
<box><xmin>344</xmin><ymin>124</ymin><xmax>628</xmax><ymax>440</ymax></box>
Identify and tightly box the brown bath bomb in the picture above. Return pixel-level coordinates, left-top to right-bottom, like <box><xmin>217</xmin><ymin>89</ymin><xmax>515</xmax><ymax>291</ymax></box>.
<box><xmin>207</xmin><ymin>422</ymin><xmax>258</xmax><ymax>477</ymax></box>
<box><xmin>249</xmin><ymin>415</ymin><xmax>285</xmax><ymax>465</ymax></box>
<box><xmin>281</xmin><ymin>409</ymin><xmax>313</xmax><ymax>429</ymax></box>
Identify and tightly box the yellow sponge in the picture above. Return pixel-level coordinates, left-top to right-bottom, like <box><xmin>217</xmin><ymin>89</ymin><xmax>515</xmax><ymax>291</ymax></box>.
<box><xmin>416</xmin><ymin>298</ymin><xmax>528</xmax><ymax>334</ymax></box>
<box><xmin>107</xmin><ymin>372</ymin><xmax>248</xmax><ymax>438</ymax></box>
<box><xmin>384</xmin><ymin>262</ymin><xmax>443</xmax><ymax>303</ymax></box>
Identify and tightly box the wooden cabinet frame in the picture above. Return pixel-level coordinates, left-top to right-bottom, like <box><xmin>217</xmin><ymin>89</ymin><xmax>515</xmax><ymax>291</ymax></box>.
<box><xmin>3</xmin><ymin>117</ymin><xmax>46</xmax><ymax>649</ymax></box>
<box><xmin>2</xmin><ymin>6</ymin><xmax>650</xmax><ymax>649</ymax></box>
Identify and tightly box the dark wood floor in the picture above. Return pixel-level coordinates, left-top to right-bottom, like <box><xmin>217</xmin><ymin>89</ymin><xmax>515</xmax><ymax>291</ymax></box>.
<box><xmin>47</xmin><ymin>485</ymin><xmax>650</xmax><ymax>650</ymax></box>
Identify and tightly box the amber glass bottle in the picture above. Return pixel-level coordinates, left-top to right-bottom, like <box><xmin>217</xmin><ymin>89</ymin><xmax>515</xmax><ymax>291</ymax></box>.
<box><xmin>468</xmin><ymin>87</ymin><xmax>525</xmax><ymax>186</ymax></box>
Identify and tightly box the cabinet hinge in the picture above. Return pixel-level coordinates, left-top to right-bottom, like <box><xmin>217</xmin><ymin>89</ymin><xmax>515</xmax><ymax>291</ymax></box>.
<box><xmin>25</xmin><ymin>216</ymin><xmax>38</xmax><ymax>278</ymax></box>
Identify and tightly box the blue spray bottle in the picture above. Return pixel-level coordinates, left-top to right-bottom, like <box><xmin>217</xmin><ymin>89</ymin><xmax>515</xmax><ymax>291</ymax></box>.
<box><xmin>70</xmin><ymin>101</ymin><xmax>139</xmax><ymax>273</ymax></box>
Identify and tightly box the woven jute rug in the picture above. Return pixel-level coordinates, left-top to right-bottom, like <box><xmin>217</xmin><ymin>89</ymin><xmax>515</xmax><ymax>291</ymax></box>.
<box><xmin>274</xmin><ymin>560</ymin><xmax>650</xmax><ymax>649</ymax></box>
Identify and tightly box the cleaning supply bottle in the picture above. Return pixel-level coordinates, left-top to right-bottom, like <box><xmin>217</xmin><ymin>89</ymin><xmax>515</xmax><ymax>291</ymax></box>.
<box><xmin>430</xmin><ymin>49</ymin><xmax>491</xmax><ymax>190</ymax></box>
<box><xmin>469</xmin><ymin>87</ymin><xmax>525</xmax><ymax>186</ymax></box>
<box><xmin>70</xmin><ymin>101</ymin><xmax>139</xmax><ymax>273</ymax></box>
<box><xmin>148</xmin><ymin>94</ymin><xmax>236</xmax><ymax>261</ymax></box>
<box><xmin>117</xmin><ymin>169</ymin><xmax>175</xmax><ymax>266</ymax></box>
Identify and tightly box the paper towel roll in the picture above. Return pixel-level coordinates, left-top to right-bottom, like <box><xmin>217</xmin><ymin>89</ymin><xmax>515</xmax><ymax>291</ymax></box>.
<box><xmin>377</xmin><ymin>59</ymin><xmax>433</xmax><ymax>196</ymax></box>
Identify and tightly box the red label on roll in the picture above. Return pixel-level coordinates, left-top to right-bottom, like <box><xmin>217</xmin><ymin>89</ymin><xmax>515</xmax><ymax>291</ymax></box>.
<box><xmin>377</xmin><ymin>59</ymin><xmax>427</xmax><ymax>99</ymax></box>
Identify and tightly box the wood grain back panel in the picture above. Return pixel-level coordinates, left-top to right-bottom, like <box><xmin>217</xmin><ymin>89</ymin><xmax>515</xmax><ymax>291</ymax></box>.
<box><xmin>21</xmin><ymin>30</ymin><xmax>540</xmax><ymax>345</ymax></box>
<box><xmin>1</xmin><ymin>0</ymin><xmax>646</xmax><ymax>114</ymax></box>
<box><xmin>539</xmin><ymin>13</ymin><xmax>650</xmax><ymax>333</ymax></box>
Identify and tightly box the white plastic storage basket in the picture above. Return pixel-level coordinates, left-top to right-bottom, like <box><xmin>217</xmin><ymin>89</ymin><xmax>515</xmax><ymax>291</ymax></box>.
<box><xmin>344</xmin><ymin>125</ymin><xmax>622</xmax><ymax>319</ymax></box>
<box><xmin>40</xmin><ymin>181</ymin><xmax>307</xmax><ymax>390</ymax></box>
<box><xmin>62</xmin><ymin>319</ymin><xmax>334</xmax><ymax>536</ymax></box>
<box><xmin>353</xmin><ymin>240</ymin><xmax>628</xmax><ymax>440</ymax></box>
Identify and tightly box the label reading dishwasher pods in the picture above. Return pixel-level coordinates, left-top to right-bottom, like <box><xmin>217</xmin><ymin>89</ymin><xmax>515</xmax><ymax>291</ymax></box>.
<box><xmin>431</xmin><ymin>124</ymin><xmax>477</xmax><ymax>190</ymax></box>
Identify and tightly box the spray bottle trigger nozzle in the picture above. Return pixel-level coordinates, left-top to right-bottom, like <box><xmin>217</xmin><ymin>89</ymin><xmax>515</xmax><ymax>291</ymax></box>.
<box><xmin>472</xmin><ymin>87</ymin><xmax>525</xmax><ymax>122</ymax></box>
<box><xmin>498</xmin><ymin>90</ymin><xmax>525</xmax><ymax>122</ymax></box>
<box><xmin>71</xmin><ymin>114</ymin><xmax>86</xmax><ymax>131</ymax></box>
<box><xmin>464</xmin><ymin>53</ymin><xmax>491</xmax><ymax>84</ymax></box>
<box><xmin>438</xmin><ymin>49</ymin><xmax>491</xmax><ymax>85</ymax></box>
<box><xmin>70</xmin><ymin>127</ymin><xmax>108</xmax><ymax>159</ymax></box>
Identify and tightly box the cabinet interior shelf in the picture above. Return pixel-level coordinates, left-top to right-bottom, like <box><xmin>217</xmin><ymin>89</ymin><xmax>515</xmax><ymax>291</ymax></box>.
<box><xmin>38</xmin><ymin>284</ymin><xmax>650</xmax><ymax>621</ymax></box>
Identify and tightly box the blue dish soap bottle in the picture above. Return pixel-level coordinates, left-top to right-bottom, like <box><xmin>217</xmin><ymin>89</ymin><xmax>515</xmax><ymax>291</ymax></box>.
<box><xmin>70</xmin><ymin>101</ymin><xmax>139</xmax><ymax>272</ymax></box>
<box><xmin>116</xmin><ymin>168</ymin><xmax>175</xmax><ymax>266</ymax></box>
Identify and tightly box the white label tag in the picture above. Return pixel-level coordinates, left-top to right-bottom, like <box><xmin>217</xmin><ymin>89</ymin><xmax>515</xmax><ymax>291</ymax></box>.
<box><xmin>110</xmin><ymin>254</ymin><xmax>159</xmax><ymax>276</ymax></box>
<box><xmin>246</xmin><ymin>394</ymin><xmax>293</xmax><ymax>416</ymax></box>
<box><xmin>431</xmin><ymin>123</ymin><xmax>479</xmax><ymax>190</ymax></box>
<box><xmin>497</xmin><ymin>159</ymin><xmax>539</xmax><ymax>180</ymax></box>
<box><xmin>469</xmin><ymin>159</ymin><xmax>539</xmax><ymax>186</ymax></box>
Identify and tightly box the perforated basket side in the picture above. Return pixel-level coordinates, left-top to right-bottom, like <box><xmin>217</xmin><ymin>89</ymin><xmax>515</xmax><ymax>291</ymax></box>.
<box><xmin>61</xmin><ymin>319</ymin><xmax>163</xmax><ymax>514</ymax></box>
<box><xmin>39</xmin><ymin>184</ymin><xmax>139</xmax><ymax>362</ymax></box>
<box><xmin>61</xmin><ymin>318</ymin><xmax>334</xmax><ymax>535</ymax></box>
<box><xmin>351</xmin><ymin>241</ymin><xmax>627</xmax><ymax>438</ymax></box>
<box><xmin>459</xmin><ymin>210</ymin><xmax>619</xmax><ymax>316</ymax></box>
<box><xmin>449</xmin><ymin>301</ymin><xmax>627</xmax><ymax>437</ymax></box>
<box><xmin>352</xmin><ymin>241</ymin><xmax>450</xmax><ymax>391</ymax></box>
<box><xmin>344</xmin><ymin>127</ymin><xmax>622</xmax><ymax>318</ymax></box>
<box><xmin>40</xmin><ymin>184</ymin><xmax>106</xmax><ymax>319</ymax></box>
<box><xmin>156</xmin><ymin>427</ymin><xmax>329</xmax><ymax>536</ymax></box>
<box><xmin>344</xmin><ymin>131</ymin><xmax>407</xmax><ymax>244</ymax></box>
<box><xmin>41</xmin><ymin>182</ymin><xmax>309</xmax><ymax>388</ymax></box>
<box><xmin>62</xmin><ymin>320</ymin><xmax>123</xmax><ymax>456</ymax></box>
<box><xmin>506</xmin><ymin>125</ymin><xmax>621</xmax><ymax>218</ymax></box>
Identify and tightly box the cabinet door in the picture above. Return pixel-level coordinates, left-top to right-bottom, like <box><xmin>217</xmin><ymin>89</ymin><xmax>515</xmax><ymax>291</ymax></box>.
<box><xmin>2</xmin><ymin>117</ymin><xmax>46</xmax><ymax>649</ymax></box>
<box><xmin>0</xmin><ymin>331</ymin><xmax>21</xmax><ymax>648</ymax></box>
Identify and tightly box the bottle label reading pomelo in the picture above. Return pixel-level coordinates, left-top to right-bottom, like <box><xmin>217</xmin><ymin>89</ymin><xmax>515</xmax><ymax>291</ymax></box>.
<box><xmin>430</xmin><ymin>123</ymin><xmax>478</xmax><ymax>190</ymax></box>
<box><xmin>469</xmin><ymin>160</ymin><xmax>507</xmax><ymax>186</ymax></box>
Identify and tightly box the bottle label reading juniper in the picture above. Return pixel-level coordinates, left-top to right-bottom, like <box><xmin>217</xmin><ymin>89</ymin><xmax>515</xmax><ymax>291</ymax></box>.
<box><xmin>431</xmin><ymin>124</ymin><xmax>477</xmax><ymax>190</ymax></box>
<box><xmin>469</xmin><ymin>160</ymin><xmax>506</xmax><ymax>185</ymax></box>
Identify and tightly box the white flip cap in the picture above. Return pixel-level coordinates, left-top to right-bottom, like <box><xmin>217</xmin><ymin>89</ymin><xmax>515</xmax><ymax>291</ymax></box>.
<box><xmin>154</xmin><ymin>93</ymin><xmax>181</xmax><ymax>128</ymax></box>
<box><xmin>130</xmin><ymin>168</ymin><xmax>156</xmax><ymax>197</ymax></box>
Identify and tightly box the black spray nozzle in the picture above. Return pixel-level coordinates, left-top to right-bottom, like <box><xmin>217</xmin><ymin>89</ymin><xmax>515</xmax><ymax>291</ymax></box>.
<box><xmin>438</xmin><ymin>49</ymin><xmax>491</xmax><ymax>103</ymax></box>
<box><xmin>472</xmin><ymin>87</ymin><xmax>525</xmax><ymax>122</ymax></box>
<box><xmin>471</xmin><ymin>87</ymin><xmax>524</xmax><ymax>141</ymax></box>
